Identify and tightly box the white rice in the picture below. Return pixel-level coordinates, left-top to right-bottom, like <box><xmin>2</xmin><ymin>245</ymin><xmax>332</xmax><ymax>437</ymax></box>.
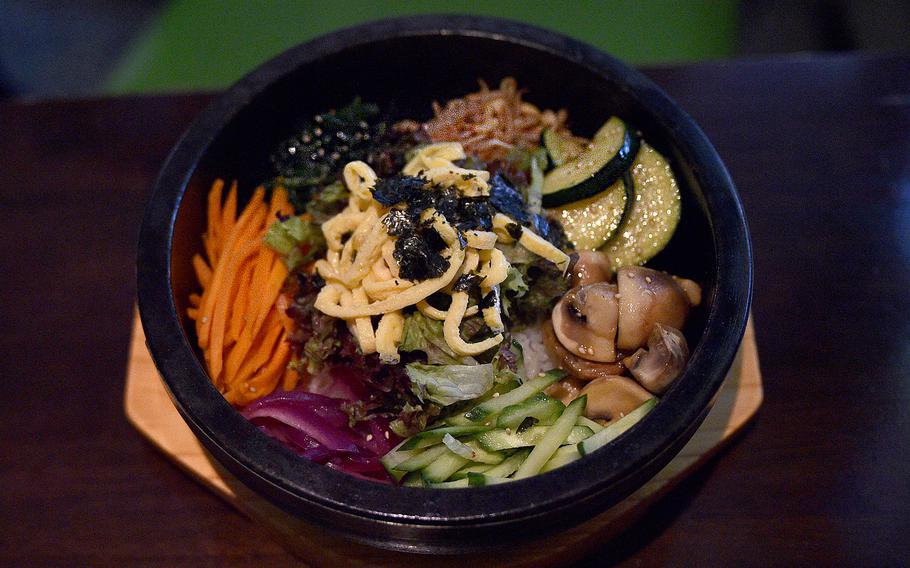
<box><xmin>512</xmin><ymin>324</ymin><xmax>556</xmax><ymax>380</ymax></box>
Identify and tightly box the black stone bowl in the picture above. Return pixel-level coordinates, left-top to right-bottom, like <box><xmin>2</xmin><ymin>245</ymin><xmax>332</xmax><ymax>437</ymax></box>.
<box><xmin>137</xmin><ymin>15</ymin><xmax>752</xmax><ymax>555</ymax></box>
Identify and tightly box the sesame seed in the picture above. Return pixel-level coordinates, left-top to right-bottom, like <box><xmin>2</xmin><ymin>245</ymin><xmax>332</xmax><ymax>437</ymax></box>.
<box><xmin>492</xmin><ymin>392</ymin><xmax>500</xmax><ymax>398</ymax></box>
<box><xmin>645</xmin><ymin>276</ymin><xmax>652</xmax><ymax>283</ymax></box>
<box><xmin>366</xmin><ymin>434</ymin><xmax>373</xmax><ymax>442</ymax></box>
<box><xmin>505</xmin><ymin>428</ymin><xmax>512</xmax><ymax>435</ymax></box>
<box><xmin>384</xmin><ymin>431</ymin><xmax>390</xmax><ymax>439</ymax></box>
<box><xmin>249</xmin><ymin>386</ymin><xmax>257</xmax><ymax>393</ymax></box>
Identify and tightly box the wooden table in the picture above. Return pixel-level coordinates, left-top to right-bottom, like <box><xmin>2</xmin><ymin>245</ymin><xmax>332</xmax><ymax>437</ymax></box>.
<box><xmin>2</xmin><ymin>52</ymin><xmax>908</xmax><ymax>566</ymax></box>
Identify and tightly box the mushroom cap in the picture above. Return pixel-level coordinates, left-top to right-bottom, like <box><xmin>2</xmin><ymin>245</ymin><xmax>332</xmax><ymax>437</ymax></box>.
<box><xmin>541</xmin><ymin>320</ymin><xmax>625</xmax><ymax>381</ymax></box>
<box><xmin>616</xmin><ymin>266</ymin><xmax>691</xmax><ymax>351</ymax></box>
<box><xmin>578</xmin><ymin>375</ymin><xmax>654</xmax><ymax>424</ymax></box>
<box><xmin>570</xmin><ymin>250</ymin><xmax>613</xmax><ymax>287</ymax></box>
<box><xmin>552</xmin><ymin>282</ymin><xmax>619</xmax><ymax>362</ymax></box>
<box><xmin>544</xmin><ymin>376</ymin><xmax>587</xmax><ymax>406</ymax></box>
<box><xmin>673</xmin><ymin>276</ymin><xmax>702</xmax><ymax>307</ymax></box>
<box><xmin>623</xmin><ymin>323</ymin><xmax>690</xmax><ymax>395</ymax></box>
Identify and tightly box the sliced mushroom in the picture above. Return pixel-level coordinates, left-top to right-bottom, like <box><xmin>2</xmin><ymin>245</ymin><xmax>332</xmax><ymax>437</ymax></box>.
<box><xmin>673</xmin><ymin>276</ymin><xmax>702</xmax><ymax>307</ymax></box>
<box><xmin>616</xmin><ymin>266</ymin><xmax>692</xmax><ymax>351</ymax></box>
<box><xmin>578</xmin><ymin>375</ymin><xmax>653</xmax><ymax>424</ymax></box>
<box><xmin>544</xmin><ymin>376</ymin><xmax>587</xmax><ymax>406</ymax></box>
<box><xmin>570</xmin><ymin>251</ymin><xmax>613</xmax><ymax>287</ymax></box>
<box><xmin>623</xmin><ymin>324</ymin><xmax>689</xmax><ymax>394</ymax></box>
<box><xmin>552</xmin><ymin>283</ymin><xmax>619</xmax><ymax>362</ymax></box>
<box><xmin>541</xmin><ymin>320</ymin><xmax>625</xmax><ymax>381</ymax></box>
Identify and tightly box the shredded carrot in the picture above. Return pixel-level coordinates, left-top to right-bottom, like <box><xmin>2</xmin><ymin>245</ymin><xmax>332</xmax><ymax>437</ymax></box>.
<box><xmin>187</xmin><ymin>181</ymin><xmax>295</xmax><ymax>404</ymax></box>
<box><xmin>192</xmin><ymin>254</ymin><xmax>212</xmax><ymax>289</ymax></box>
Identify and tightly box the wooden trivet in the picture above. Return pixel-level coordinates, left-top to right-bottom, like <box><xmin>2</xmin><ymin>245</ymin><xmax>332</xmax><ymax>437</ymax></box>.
<box><xmin>125</xmin><ymin>314</ymin><xmax>762</xmax><ymax>567</ymax></box>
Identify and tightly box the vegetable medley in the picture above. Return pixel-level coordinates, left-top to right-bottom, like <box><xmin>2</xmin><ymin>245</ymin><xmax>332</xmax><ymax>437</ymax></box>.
<box><xmin>187</xmin><ymin>78</ymin><xmax>701</xmax><ymax>485</ymax></box>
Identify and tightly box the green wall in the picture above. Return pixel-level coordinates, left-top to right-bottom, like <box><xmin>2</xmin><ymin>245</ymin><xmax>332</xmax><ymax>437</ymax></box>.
<box><xmin>105</xmin><ymin>0</ymin><xmax>737</xmax><ymax>95</ymax></box>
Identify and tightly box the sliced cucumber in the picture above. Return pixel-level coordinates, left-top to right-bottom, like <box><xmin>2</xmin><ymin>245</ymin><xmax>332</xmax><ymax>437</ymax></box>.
<box><xmin>576</xmin><ymin>416</ymin><xmax>605</xmax><ymax>434</ymax></box>
<box><xmin>431</xmin><ymin>477</ymin><xmax>471</xmax><ymax>488</ymax></box>
<box><xmin>539</xmin><ymin>444</ymin><xmax>581</xmax><ymax>473</ymax></box>
<box><xmin>542</xmin><ymin>128</ymin><xmax>586</xmax><ymax>167</ymax></box>
<box><xmin>450</xmin><ymin>462</ymin><xmax>495</xmax><ymax>480</ymax></box>
<box><xmin>602</xmin><ymin>143</ymin><xmax>681</xmax><ymax>268</ymax></box>
<box><xmin>421</xmin><ymin>451</ymin><xmax>470</xmax><ymax>483</ymax></box>
<box><xmin>577</xmin><ymin>398</ymin><xmax>657</xmax><ymax>456</ymax></box>
<box><xmin>443</xmin><ymin>379</ymin><xmax>520</xmax><ymax>426</ymax></box>
<box><xmin>496</xmin><ymin>392</ymin><xmax>565</xmax><ymax>429</ymax></box>
<box><xmin>461</xmin><ymin>440</ymin><xmax>506</xmax><ymax>464</ymax></box>
<box><xmin>393</xmin><ymin>444</ymin><xmax>449</xmax><ymax>472</ymax></box>
<box><xmin>381</xmin><ymin>443</ymin><xmax>424</xmax><ymax>481</ymax></box>
<box><xmin>477</xmin><ymin>425</ymin><xmax>593</xmax><ymax>452</ymax></box>
<box><xmin>398</xmin><ymin>425</ymin><xmax>491</xmax><ymax>451</ymax></box>
<box><xmin>484</xmin><ymin>448</ymin><xmax>531</xmax><ymax>478</ymax></box>
<box><xmin>401</xmin><ymin>471</ymin><xmax>427</xmax><ymax>487</ymax></box>
<box><xmin>514</xmin><ymin>395</ymin><xmax>587</xmax><ymax>479</ymax></box>
<box><xmin>464</xmin><ymin>370</ymin><xmax>565</xmax><ymax>423</ymax></box>
<box><xmin>541</xmin><ymin>117</ymin><xmax>640</xmax><ymax>208</ymax></box>
<box><xmin>551</xmin><ymin>172</ymin><xmax>633</xmax><ymax>250</ymax></box>
<box><xmin>466</xmin><ymin>473</ymin><xmax>513</xmax><ymax>486</ymax></box>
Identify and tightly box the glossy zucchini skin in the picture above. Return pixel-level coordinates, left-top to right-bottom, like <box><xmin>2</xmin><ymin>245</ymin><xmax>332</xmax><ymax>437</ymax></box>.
<box><xmin>601</xmin><ymin>143</ymin><xmax>681</xmax><ymax>267</ymax></box>
<box><xmin>553</xmin><ymin>172</ymin><xmax>634</xmax><ymax>250</ymax></box>
<box><xmin>541</xmin><ymin>119</ymin><xmax>640</xmax><ymax>208</ymax></box>
<box><xmin>541</xmin><ymin>128</ymin><xmax>585</xmax><ymax>168</ymax></box>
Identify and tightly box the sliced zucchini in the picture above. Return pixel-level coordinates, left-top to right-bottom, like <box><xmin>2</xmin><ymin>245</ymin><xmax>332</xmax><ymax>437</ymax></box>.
<box><xmin>421</xmin><ymin>451</ymin><xmax>470</xmax><ymax>483</ymax></box>
<box><xmin>551</xmin><ymin>172</ymin><xmax>632</xmax><ymax>250</ymax></box>
<box><xmin>577</xmin><ymin>398</ymin><xmax>657</xmax><ymax>456</ymax></box>
<box><xmin>542</xmin><ymin>128</ymin><xmax>586</xmax><ymax>167</ymax></box>
<box><xmin>514</xmin><ymin>395</ymin><xmax>587</xmax><ymax>479</ymax></box>
<box><xmin>541</xmin><ymin>117</ymin><xmax>640</xmax><ymax>208</ymax></box>
<box><xmin>601</xmin><ymin>143</ymin><xmax>681</xmax><ymax>268</ymax></box>
<box><xmin>464</xmin><ymin>370</ymin><xmax>566</xmax><ymax>423</ymax></box>
<box><xmin>496</xmin><ymin>392</ymin><xmax>565</xmax><ymax>429</ymax></box>
<box><xmin>477</xmin><ymin>425</ymin><xmax>593</xmax><ymax>452</ymax></box>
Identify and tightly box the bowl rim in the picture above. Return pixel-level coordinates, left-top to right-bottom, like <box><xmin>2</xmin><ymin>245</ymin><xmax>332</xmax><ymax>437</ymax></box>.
<box><xmin>138</xmin><ymin>14</ymin><xmax>752</xmax><ymax>544</ymax></box>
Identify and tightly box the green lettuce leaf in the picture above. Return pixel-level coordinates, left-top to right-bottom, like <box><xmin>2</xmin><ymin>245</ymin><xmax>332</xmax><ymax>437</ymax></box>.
<box><xmin>500</xmin><ymin>265</ymin><xmax>529</xmax><ymax>317</ymax></box>
<box><xmin>264</xmin><ymin>215</ymin><xmax>325</xmax><ymax>270</ymax></box>
<box><xmin>306</xmin><ymin>181</ymin><xmax>350</xmax><ymax>224</ymax></box>
<box><xmin>406</xmin><ymin>363</ymin><xmax>494</xmax><ymax>406</ymax></box>
<box><xmin>492</xmin><ymin>339</ymin><xmax>525</xmax><ymax>384</ymax></box>
<box><xmin>399</xmin><ymin>311</ymin><xmax>464</xmax><ymax>365</ymax></box>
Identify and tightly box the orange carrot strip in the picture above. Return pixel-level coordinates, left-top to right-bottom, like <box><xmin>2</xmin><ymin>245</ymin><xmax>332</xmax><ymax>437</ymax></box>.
<box><xmin>208</xmin><ymin>237</ymin><xmax>262</xmax><ymax>381</ymax></box>
<box><xmin>245</xmin><ymin>238</ymin><xmax>275</xmax><ymax>325</ymax></box>
<box><xmin>282</xmin><ymin>367</ymin><xmax>299</xmax><ymax>392</ymax></box>
<box><xmin>228</xmin><ymin>260</ymin><xmax>254</xmax><ymax>344</ymax></box>
<box><xmin>249</xmin><ymin>257</ymin><xmax>289</xmax><ymax>342</ymax></box>
<box><xmin>207</xmin><ymin>179</ymin><xmax>224</xmax><ymax>241</ymax></box>
<box><xmin>232</xmin><ymin>335</ymin><xmax>290</xmax><ymax>405</ymax></box>
<box><xmin>192</xmin><ymin>254</ymin><xmax>212</xmax><ymax>289</ymax></box>
<box><xmin>189</xmin><ymin>293</ymin><xmax>201</xmax><ymax>307</ymax></box>
<box><xmin>232</xmin><ymin>309</ymin><xmax>282</xmax><ymax>383</ymax></box>
<box><xmin>221</xmin><ymin>181</ymin><xmax>238</xmax><ymax>239</ymax></box>
<box><xmin>198</xmin><ymin>187</ymin><xmax>266</xmax><ymax>348</ymax></box>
